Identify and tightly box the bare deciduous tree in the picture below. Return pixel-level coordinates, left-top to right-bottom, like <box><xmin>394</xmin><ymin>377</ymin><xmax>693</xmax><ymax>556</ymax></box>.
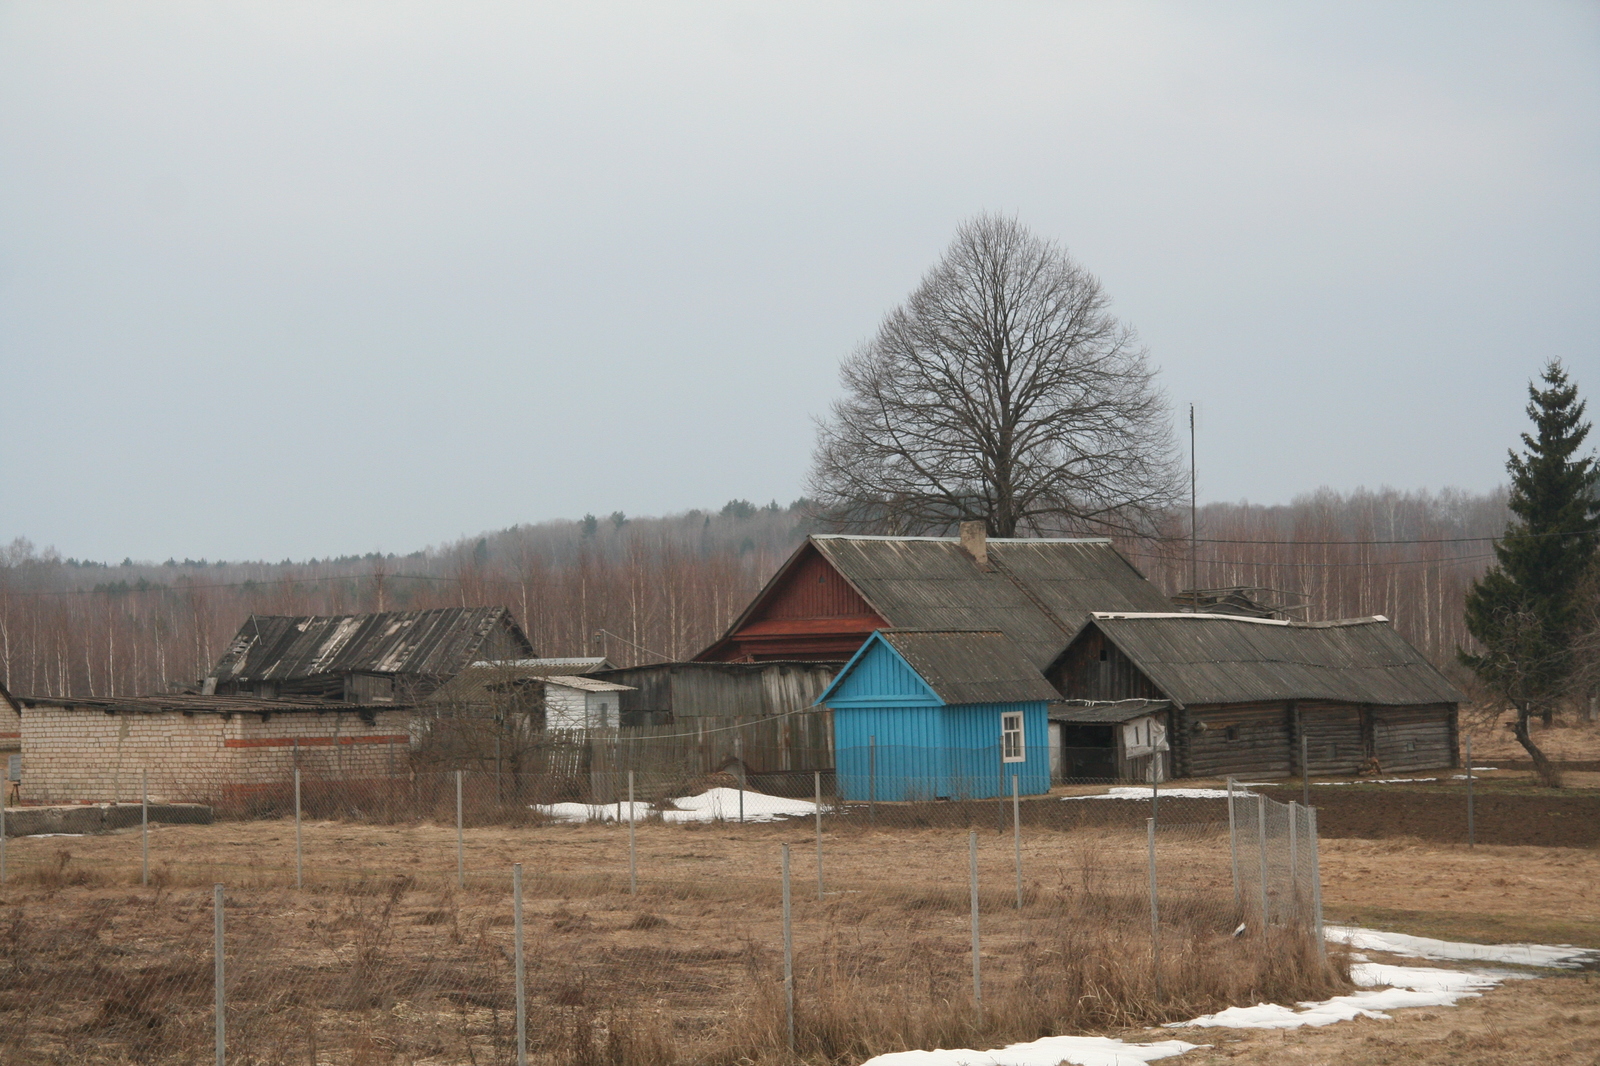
<box><xmin>808</xmin><ymin>214</ymin><xmax>1182</xmax><ymax>538</ymax></box>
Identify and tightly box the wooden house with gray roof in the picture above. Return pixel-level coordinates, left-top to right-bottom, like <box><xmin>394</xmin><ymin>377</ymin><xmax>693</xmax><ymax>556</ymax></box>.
<box><xmin>1047</xmin><ymin>613</ymin><xmax>1466</xmax><ymax>780</ymax></box>
<box><xmin>695</xmin><ymin>525</ymin><xmax>1171</xmax><ymax>665</ymax></box>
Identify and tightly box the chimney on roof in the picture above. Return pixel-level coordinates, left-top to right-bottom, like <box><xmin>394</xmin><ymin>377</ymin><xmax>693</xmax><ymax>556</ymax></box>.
<box><xmin>959</xmin><ymin>521</ymin><xmax>991</xmax><ymax>570</ymax></box>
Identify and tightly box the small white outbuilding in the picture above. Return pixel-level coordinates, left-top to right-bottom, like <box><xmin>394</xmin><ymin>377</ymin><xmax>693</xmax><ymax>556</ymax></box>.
<box><xmin>543</xmin><ymin>675</ymin><xmax>635</xmax><ymax>731</ymax></box>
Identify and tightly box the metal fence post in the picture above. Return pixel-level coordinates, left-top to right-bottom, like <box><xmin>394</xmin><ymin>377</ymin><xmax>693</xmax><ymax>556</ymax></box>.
<box><xmin>142</xmin><ymin>769</ymin><xmax>149</xmax><ymax>887</ymax></box>
<box><xmin>1256</xmin><ymin>794</ymin><xmax>1271</xmax><ymax>929</ymax></box>
<box><xmin>1</xmin><ymin>789</ymin><xmax>6</xmax><ymax>886</ymax></box>
<box><xmin>1226</xmin><ymin>776</ymin><xmax>1240</xmax><ymax>913</ymax></box>
<box><xmin>1308</xmin><ymin>806</ymin><xmax>1326</xmax><ymax>957</ymax></box>
<box><xmin>1301</xmin><ymin>732</ymin><xmax>1311</xmax><ymax>809</ymax></box>
<box><xmin>456</xmin><ymin>770</ymin><xmax>465</xmax><ymax>890</ymax></box>
<box><xmin>782</xmin><ymin>843</ymin><xmax>795</xmax><ymax>1054</ymax></box>
<box><xmin>294</xmin><ymin>767</ymin><xmax>303</xmax><ymax>891</ymax></box>
<box><xmin>1287</xmin><ymin>800</ymin><xmax>1299</xmax><ymax>919</ymax></box>
<box><xmin>1011</xmin><ymin>774</ymin><xmax>1023</xmax><ymax>909</ymax></box>
<box><xmin>514</xmin><ymin>863</ymin><xmax>526</xmax><ymax>1066</ymax></box>
<box><xmin>814</xmin><ymin>770</ymin><xmax>824</xmax><ymax>901</ymax></box>
<box><xmin>628</xmin><ymin>770</ymin><xmax>637</xmax><ymax>895</ymax></box>
<box><xmin>969</xmin><ymin>830</ymin><xmax>981</xmax><ymax>1009</ymax></box>
<box><xmin>1465</xmin><ymin>735</ymin><xmax>1475</xmax><ymax>848</ymax></box>
<box><xmin>213</xmin><ymin>883</ymin><xmax>225</xmax><ymax>1066</ymax></box>
<box><xmin>1147</xmin><ymin>816</ymin><xmax>1161</xmax><ymax>1000</ymax></box>
<box><xmin>868</xmin><ymin>736</ymin><xmax>877</xmax><ymax>827</ymax></box>
<box><xmin>735</xmin><ymin>735</ymin><xmax>745</xmax><ymax>824</ymax></box>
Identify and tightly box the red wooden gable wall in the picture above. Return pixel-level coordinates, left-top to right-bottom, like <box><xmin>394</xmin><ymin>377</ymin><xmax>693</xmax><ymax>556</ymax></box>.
<box><xmin>696</xmin><ymin>545</ymin><xmax>886</xmax><ymax>662</ymax></box>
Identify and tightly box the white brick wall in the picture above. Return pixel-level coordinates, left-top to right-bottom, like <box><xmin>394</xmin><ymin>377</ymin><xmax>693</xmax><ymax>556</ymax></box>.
<box><xmin>19</xmin><ymin>703</ymin><xmax>413</xmax><ymax>804</ymax></box>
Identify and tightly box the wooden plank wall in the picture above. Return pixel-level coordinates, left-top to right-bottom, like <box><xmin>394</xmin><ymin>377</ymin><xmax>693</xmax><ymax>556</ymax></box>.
<box><xmin>584</xmin><ymin>710</ymin><xmax>833</xmax><ymax>800</ymax></box>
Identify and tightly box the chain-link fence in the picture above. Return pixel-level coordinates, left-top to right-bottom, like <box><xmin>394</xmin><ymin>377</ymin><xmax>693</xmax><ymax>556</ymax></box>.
<box><xmin>0</xmin><ymin>756</ymin><xmax>1342</xmax><ymax>1065</ymax></box>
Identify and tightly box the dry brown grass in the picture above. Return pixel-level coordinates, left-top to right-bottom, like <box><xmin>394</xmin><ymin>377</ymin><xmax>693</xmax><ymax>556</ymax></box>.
<box><xmin>0</xmin><ymin>817</ymin><xmax>1348</xmax><ymax>1065</ymax></box>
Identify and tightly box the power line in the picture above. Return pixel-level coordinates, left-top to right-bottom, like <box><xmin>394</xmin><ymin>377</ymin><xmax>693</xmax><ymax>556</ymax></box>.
<box><xmin>0</xmin><ymin>572</ymin><xmax>462</xmax><ymax>599</ymax></box>
<box><xmin>1128</xmin><ymin>529</ymin><xmax>1583</xmax><ymax>547</ymax></box>
<box><xmin>1120</xmin><ymin>550</ymin><xmax>1497</xmax><ymax>570</ymax></box>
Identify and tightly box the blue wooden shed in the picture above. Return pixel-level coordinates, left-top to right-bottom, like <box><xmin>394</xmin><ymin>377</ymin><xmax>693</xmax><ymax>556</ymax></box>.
<box><xmin>816</xmin><ymin>629</ymin><xmax>1057</xmax><ymax>801</ymax></box>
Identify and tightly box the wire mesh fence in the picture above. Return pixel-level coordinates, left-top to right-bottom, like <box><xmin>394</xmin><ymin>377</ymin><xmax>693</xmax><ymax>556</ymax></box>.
<box><xmin>0</xmin><ymin>758</ymin><xmax>1340</xmax><ymax>1065</ymax></box>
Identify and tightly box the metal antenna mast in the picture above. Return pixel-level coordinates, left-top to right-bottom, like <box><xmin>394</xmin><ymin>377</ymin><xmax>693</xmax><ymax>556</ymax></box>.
<box><xmin>1189</xmin><ymin>403</ymin><xmax>1198</xmax><ymax>604</ymax></box>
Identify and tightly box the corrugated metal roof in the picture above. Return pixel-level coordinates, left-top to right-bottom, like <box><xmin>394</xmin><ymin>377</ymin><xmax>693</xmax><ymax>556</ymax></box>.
<box><xmin>211</xmin><ymin>607</ymin><xmax>533</xmax><ymax>683</ymax></box>
<box><xmin>474</xmin><ymin>657</ymin><xmax>612</xmax><ymax>673</ymax></box>
<box><xmin>1050</xmin><ymin>699</ymin><xmax>1172</xmax><ymax>724</ymax></box>
<box><xmin>427</xmin><ymin>659</ymin><xmax>610</xmax><ymax>706</ymax></box>
<box><xmin>878</xmin><ymin>630</ymin><xmax>1062</xmax><ymax>706</ymax></box>
<box><xmin>1079</xmin><ymin>614</ymin><xmax>1466</xmax><ymax>708</ymax></box>
<box><xmin>17</xmin><ymin>693</ymin><xmax>408</xmax><ymax>715</ymax></box>
<box><xmin>807</xmin><ymin>536</ymin><xmax>1171</xmax><ymax>668</ymax></box>
<box><xmin>544</xmin><ymin>675</ymin><xmax>636</xmax><ymax>693</ymax></box>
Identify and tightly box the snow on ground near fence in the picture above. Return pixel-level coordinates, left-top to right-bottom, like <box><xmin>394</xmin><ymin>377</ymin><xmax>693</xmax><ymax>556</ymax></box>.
<box><xmin>859</xmin><ymin>1035</ymin><xmax>1201</xmax><ymax>1066</ymax></box>
<box><xmin>533</xmin><ymin>787</ymin><xmax>818</xmax><ymax>824</ymax></box>
<box><xmin>861</xmin><ymin>928</ymin><xmax>1595</xmax><ymax>1065</ymax></box>
<box><xmin>1173</xmin><ymin>962</ymin><xmax>1505</xmax><ymax>1030</ymax></box>
<box><xmin>1061</xmin><ymin>786</ymin><xmax>1250</xmax><ymax>800</ymax></box>
<box><xmin>1326</xmin><ymin>926</ymin><xmax>1600</xmax><ymax>969</ymax></box>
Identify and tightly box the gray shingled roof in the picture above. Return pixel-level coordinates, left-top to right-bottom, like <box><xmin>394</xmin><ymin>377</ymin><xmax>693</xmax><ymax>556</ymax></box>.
<box><xmin>808</xmin><ymin>536</ymin><xmax>1171</xmax><ymax>668</ymax></box>
<box><xmin>211</xmin><ymin>608</ymin><xmax>533</xmax><ymax>683</ymax></box>
<box><xmin>878</xmin><ymin>630</ymin><xmax>1062</xmax><ymax>706</ymax></box>
<box><xmin>1080</xmin><ymin>613</ymin><xmax>1466</xmax><ymax>708</ymax></box>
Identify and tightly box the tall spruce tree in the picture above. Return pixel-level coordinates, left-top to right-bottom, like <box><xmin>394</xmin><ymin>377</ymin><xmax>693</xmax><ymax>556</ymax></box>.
<box><xmin>1462</xmin><ymin>361</ymin><xmax>1600</xmax><ymax>786</ymax></box>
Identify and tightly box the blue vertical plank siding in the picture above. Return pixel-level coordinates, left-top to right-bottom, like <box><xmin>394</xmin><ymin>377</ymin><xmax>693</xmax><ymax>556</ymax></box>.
<box><xmin>941</xmin><ymin>703</ymin><xmax>1051</xmax><ymax>799</ymax></box>
<box><xmin>819</xmin><ymin>634</ymin><xmax>1053</xmax><ymax>801</ymax></box>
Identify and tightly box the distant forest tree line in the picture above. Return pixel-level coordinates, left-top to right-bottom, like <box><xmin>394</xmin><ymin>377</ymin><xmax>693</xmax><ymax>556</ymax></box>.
<box><xmin>0</xmin><ymin>487</ymin><xmax>1508</xmax><ymax>701</ymax></box>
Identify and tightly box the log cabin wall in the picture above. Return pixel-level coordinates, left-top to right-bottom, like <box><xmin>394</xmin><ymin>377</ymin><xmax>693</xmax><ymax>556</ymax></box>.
<box><xmin>1292</xmin><ymin>701</ymin><xmax>1366</xmax><ymax>775</ymax></box>
<box><xmin>1371</xmin><ymin>703</ymin><xmax>1458</xmax><ymax>772</ymax></box>
<box><xmin>1173</xmin><ymin>702</ymin><xmax>1294</xmax><ymax>779</ymax></box>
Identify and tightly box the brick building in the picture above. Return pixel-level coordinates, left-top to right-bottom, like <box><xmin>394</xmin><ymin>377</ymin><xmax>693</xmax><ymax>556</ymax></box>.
<box><xmin>14</xmin><ymin>693</ymin><xmax>412</xmax><ymax>804</ymax></box>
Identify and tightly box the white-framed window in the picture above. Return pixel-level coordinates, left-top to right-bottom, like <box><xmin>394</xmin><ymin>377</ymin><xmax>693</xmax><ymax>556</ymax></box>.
<box><xmin>1002</xmin><ymin>712</ymin><xmax>1025</xmax><ymax>762</ymax></box>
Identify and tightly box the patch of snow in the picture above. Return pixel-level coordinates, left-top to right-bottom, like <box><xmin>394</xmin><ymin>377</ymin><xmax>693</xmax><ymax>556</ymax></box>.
<box><xmin>1326</xmin><ymin>926</ymin><xmax>1600</xmax><ymax>969</ymax></box>
<box><xmin>1061</xmin><ymin>787</ymin><xmax>1251</xmax><ymax>801</ymax></box>
<box><xmin>860</xmin><ymin>1033</ymin><xmax>1200</xmax><ymax>1066</ymax></box>
<box><xmin>21</xmin><ymin>832</ymin><xmax>86</xmax><ymax>838</ymax></box>
<box><xmin>1315</xmin><ymin>778</ymin><xmax>1438</xmax><ymax>785</ymax></box>
<box><xmin>532</xmin><ymin>801</ymin><xmax>652</xmax><ymax>824</ymax></box>
<box><xmin>532</xmin><ymin>788</ymin><xmax>819</xmax><ymax>825</ymax></box>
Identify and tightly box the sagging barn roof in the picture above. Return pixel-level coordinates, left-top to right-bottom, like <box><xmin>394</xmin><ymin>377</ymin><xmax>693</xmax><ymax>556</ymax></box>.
<box><xmin>871</xmin><ymin>630</ymin><xmax>1061</xmax><ymax>706</ymax></box>
<box><xmin>210</xmin><ymin>608</ymin><xmax>534</xmax><ymax>688</ymax></box>
<box><xmin>697</xmin><ymin>534</ymin><xmax>1171</xmax><ymax>667</ymax></box>
<box><xmin>1061</xmin><ymin>613</ymin><xmax>1466</xmax><ymax>709</ymax></box>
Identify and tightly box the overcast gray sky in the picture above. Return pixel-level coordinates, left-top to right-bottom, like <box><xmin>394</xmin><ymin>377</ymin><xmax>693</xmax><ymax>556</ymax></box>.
<box><xmin>2</xmin><ymin>2</ymin><xmax>1596</xmax><ymax>563</ymax></box>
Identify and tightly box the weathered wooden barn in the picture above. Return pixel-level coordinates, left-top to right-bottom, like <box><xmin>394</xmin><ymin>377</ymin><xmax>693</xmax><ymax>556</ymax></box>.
<box><xmin>694</xmin><ymin>526</ymin><xmax>1172</xmax><ymax>666</ymax></box>
<box><xmin>583</xmin><ymin>661</ymin><xmax>840</xmax><ymax>792</ymax></box>
<box><xmin>208</xmin><ymin>607</ymin><xmax>534</xmax><ymax>703</ymax></box>
<box><xmin>1045</xmin><ymin>613</ymin><xmax>1466</xmax><ymax>780</ymax></box>
<box><xmin>817</xmin><ymin>630</ymin><xmax>1056</xmax><ymax>801</ymax></box>
<box><xmin>14</xmin><ymin>693</ymin><xmax>412</xmax><ymax>804</ymax></box>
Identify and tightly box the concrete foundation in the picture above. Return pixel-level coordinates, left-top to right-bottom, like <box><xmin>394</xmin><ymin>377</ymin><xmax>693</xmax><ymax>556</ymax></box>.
<box><xmin>1</xmin><ymin>803</ymin><xmax>213</xmax><ymax>837</ymax></box>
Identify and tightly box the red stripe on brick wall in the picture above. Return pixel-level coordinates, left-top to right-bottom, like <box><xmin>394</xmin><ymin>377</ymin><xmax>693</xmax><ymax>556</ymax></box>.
<box><xmin>223</xmin><ymin>734</ymin><xmax>410</xmax><ymax>749</ymax></box>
